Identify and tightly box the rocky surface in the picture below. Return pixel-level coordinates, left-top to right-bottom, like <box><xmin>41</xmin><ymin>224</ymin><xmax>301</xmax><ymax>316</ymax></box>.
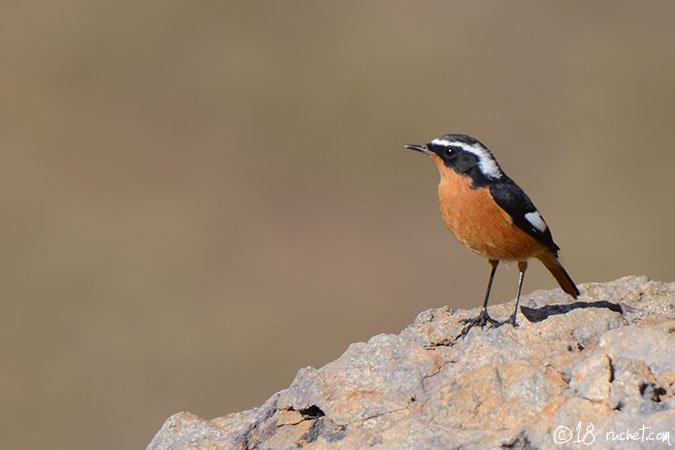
<box><xmin>148</xmin><ymin>276</ymin><xmax>675</xmax><ymax>449</ymax></box>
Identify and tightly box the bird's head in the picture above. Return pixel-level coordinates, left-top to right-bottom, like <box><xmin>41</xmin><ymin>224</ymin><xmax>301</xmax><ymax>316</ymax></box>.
<box><xmin>405</xmin><ymin>134</ymin><xmax>504</xmax><ymax>184</ymax></box>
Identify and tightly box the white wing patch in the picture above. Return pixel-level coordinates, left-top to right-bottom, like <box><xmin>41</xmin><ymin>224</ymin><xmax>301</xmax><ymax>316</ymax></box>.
<box><xmin>525</xmin><ymin>211</ymin><xmax>548</xmax><ymax>233</ymax></box>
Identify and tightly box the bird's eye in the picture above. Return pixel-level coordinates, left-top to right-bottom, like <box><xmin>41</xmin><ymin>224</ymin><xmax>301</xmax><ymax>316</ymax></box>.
<box><xmin>445</xmin><ymin>148</ymin><xmax>453</xmax><ymax>155</ymax></box>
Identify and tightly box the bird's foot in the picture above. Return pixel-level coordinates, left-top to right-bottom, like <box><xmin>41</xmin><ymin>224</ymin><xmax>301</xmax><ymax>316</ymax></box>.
<box><xmin>454</xmin><ymin>309</ymin><xmax>500</xmax><ymax>340</ymax></box>
<box><xmin>502</xmin><ymin>313</ymin><xmax>519</xmax><ymax>327</ymax></box>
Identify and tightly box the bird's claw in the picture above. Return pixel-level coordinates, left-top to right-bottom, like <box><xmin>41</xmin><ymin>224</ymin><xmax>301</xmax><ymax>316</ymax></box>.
<box><xmin>454</xmin><ymin>309</ymin><xmax>500</xmax><ymax>340</ymax></box>
<box><xmin>502</xmin><ymin>314</ymin><xmax>519</xmax><ymax>327</ymax></box>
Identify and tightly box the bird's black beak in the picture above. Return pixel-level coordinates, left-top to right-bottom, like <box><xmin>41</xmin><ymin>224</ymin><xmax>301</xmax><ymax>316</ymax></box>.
<box><xmin>404</xmin><ymin>144</ymin><xmax>432</xmax><ymax>155</ymax></box>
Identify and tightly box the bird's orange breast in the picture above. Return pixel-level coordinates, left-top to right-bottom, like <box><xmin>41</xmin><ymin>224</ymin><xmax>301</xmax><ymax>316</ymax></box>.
<box><xmin>431</xmin><ymin>155</ymin><xmax>547</xmax><ymax>261</ymax></box>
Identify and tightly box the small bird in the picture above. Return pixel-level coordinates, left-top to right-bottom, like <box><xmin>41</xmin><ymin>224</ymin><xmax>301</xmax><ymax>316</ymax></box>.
<box><xmin>405</xmin><ymin>134</ymin><xmax>579</xmax><ymax>335</ymax></box>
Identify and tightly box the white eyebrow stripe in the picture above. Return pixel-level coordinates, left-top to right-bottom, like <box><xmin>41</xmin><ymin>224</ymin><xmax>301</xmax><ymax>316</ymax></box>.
<box><xmin>443</xmin><ymin>141</ymin><xmax>503</xmax><ymax>179</ymax></box>
<box><xmin>431</xmin><ymin>138</ymin><xmax>453</xmax><ymax>146</ymax></box>
<box><xmin>525</xmin><ymin>211</ymin><xmax>548</xmax><ymax>233</ymax></box>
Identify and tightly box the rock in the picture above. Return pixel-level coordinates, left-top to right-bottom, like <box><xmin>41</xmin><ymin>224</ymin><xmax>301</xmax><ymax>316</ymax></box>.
<box><xmin>570</xmin><ymin>352</ymin><xmax>612</xmax><ymax>403</ymax></box>
<box><xmin>147</xmin><ymin>276</ymin><xmax>675</xmax><ymax>449</ymax></box>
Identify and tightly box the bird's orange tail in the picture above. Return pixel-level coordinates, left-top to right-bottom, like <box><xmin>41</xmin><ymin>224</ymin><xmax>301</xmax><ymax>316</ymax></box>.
<box><xmin>537</xmin><ymin>252</ymin><xmax>580</xmax><ymax>298</ymax></box>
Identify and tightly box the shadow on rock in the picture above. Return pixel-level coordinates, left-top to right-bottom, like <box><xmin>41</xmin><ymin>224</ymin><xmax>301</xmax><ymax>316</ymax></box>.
<box><xmin>521</xmin><ymin>301</ymin><xmax>623</xmax><ymax>323</ymax></box>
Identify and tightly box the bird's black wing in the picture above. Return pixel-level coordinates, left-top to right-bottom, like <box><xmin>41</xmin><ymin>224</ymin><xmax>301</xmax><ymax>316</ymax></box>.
<box><xmin>488</xmin><ymin>179</ymin><xmax>560</xmax><ymax>254</ymax></box>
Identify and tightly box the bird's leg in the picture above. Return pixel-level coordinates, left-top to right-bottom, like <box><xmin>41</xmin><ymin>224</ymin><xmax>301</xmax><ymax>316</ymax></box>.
<box><xmin>505</xmin><ymin>261</ymin><xmax>527</xmax><ymax>326</ymax></box>
<box><xmin>456</xmin><ymin>259</ymin><xmax>500</xmax><ymax>339</ymax></box>
<box><xmin>479</xmin><ymin>259</ymin><xmax>500</xmax><ymax>324</ymax></box>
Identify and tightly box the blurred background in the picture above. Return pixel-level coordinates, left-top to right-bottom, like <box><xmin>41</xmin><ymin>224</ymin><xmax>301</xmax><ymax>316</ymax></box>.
<box><xmin>2</xmin><ymin>1</ymin><xmax>674</xmax><ymax>448</ymax></box>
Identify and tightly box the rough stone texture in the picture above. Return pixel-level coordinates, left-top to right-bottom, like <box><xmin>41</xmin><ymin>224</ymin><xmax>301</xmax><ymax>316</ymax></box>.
<box><xmin>147</xmin><ymin>276</ymin><xmax>675</xmax><ymax>449</ymax></box>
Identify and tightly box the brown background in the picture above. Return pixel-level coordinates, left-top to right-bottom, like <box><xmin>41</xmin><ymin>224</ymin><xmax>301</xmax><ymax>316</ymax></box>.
<box><xmin>2</xmin><ymin>1</ymin><xmax>674</xmax><ymax>448</ymax></box>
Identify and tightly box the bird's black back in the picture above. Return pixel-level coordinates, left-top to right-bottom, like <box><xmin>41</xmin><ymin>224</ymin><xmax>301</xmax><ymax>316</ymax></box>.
<box><xmin>488</xmin><ymin>177</ymin><xmax>560</xmax><ymax>254</ymax></box>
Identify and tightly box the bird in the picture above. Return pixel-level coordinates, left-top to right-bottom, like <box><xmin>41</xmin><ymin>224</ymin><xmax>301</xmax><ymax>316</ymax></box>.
<box><xmin>405</xmin><ymin>134</ymin><xmax>579</xmax><ymax>336</ymax></box>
